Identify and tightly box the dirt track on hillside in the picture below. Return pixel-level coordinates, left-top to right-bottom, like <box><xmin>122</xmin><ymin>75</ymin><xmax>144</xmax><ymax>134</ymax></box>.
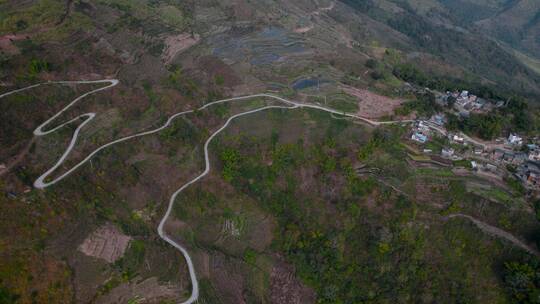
<box><xmin>448</xmin><ymin>213</ymin><xmax>539</xmax><ymax>256</ymax></box>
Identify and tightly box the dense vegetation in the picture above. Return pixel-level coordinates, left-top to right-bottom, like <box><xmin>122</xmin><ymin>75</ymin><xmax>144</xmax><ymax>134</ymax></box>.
<box><xmin>388</xmin><ymin>60</ymin><xmax>539</xmax><ymax>139</ymax></box>
<box><xmin>394</xmin><ymin>91</ymin><xmax>442</xmax><ymax>118</ymax></box>
<box><xmin>208</xmin><ymin>109</ymin><xmax>522</xmax><ymax>303</ymax></box>
<box><xmin>392</xmin><ymin>62</ymin><xmax>512</xmax><ymax>101</ymax></box>
<box><xmin>500</xmin><ymin>201</ymin><xmax>540</xmax><ymax>302</ymax></box>
<box><xmin>504</xmin><ymin>259</ymin><xmax>540</xmax><ymax>303</ymax></box>
<box><xmin>445</xmin><ymin>96</ymin><xmax>537</xmax><ymax>139</ymax></box>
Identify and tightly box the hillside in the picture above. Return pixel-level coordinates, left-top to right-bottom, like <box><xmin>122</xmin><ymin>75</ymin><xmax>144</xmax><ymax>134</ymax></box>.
<box><xmin>405</xmin><ymin>0</ymin><xmax>540</xmax><ymax>73</ymax></box>
<box><xmin>339</xmin><ymin>0</ymin><xmax>540</xmax><ymax>98</ymax></box>
<box><xmin>476</xmin><ymin>0</ymin><xmax>540</xmax><ymax>57</ymax></box>
<box><xmin>1</xmin><ymin>1</ymin><xmax>540</xmax><ymax>303</ymax></box>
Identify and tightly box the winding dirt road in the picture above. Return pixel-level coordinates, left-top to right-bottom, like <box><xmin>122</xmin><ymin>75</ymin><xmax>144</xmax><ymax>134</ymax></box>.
<box><xmin>448</xmin><ymin>214</ymin><xmax>540</xmax><ymax>256</ymax></box>
<box><xmin>1</xmin><ymin>79</ymin><xmax>414</xmax><ymax>303</ymax></box>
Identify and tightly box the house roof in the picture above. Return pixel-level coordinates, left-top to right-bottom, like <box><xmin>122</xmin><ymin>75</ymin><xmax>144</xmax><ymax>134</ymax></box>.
<box><xmin>522</xmin><ymin>161</ymin><xmax>540</xmax><ymax>173</ymax></box>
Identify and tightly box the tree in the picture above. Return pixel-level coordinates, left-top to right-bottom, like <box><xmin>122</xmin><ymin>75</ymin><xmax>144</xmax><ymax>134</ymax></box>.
<box><xmin>504</xmin><ymin>261</ymin><xmax>540</xmax><ymax>303</ymax></box>
<box><xmin>370</xmin><ymin>70</ymin><xmax>385</xmax><ymax>80</ymax></box>
<box><xmin>0</xmin><ymin>287</ymin><xmax>19</xmax><ymax>304</ymax></box>
<box><xmin>214</xmin><ymin>74</ymin><xmax>225</xmax><ymax>86</ymax></box>
<box><xmin>365</xmin><ymin>59</ymin><xmax>378</xmax><ymax>69</ymax></box>
<box><xmin>27</xmin><ymin>58</ymin><xmax>50</xmax><ymax>79</ymax></box>
<box><xmin>220</xmin><ymin>148</ymin><xmax>240</xmax><ymax>182</ymax></box>
<box><xmin>447</xmin><ymin>95</ymin><xmax>456</xmax><ymax>108</ymax></box>
<box><xmin>464</xmin><ymin>113</ymin><xmax>503</xmax><ymax>140</ymax></box>
<box><xmin>15</xmin><ymin>20</ymin><xmax>28</xmax><ymax>31</ymax></box>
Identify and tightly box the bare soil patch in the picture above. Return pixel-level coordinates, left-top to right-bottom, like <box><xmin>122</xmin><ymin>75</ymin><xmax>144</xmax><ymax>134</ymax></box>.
<box><xmin>0</xmin><ymin>34</ymin><xmax>29</xmax><ymax>55</ymax></box>
<box><xmin>78</xmin><ymin>224</ymin><xmax>132</xmax><ymax>263</ymax></box>
<box><xmin>341</xmin><ymin>85</ymin><xmax>405</xmax><ymax>119</ymax></box>
<box><xmin>270</xmin><ymin>257</ymin><xmax>316</xmax><ymax>304</ymax></box>
<box><xmin>95</xmin><ymin>277</ymin><xmax>182</xmax><ymax>304</ymax></box>
<box><xmin>294</xmin><ymin>25</ymin><xmax>314</xmax><ymax>34</ymax></box>
<box><xmin>210</xmin><ymin>252</ymin><xmax>248</xmax><ymax>303</ymax></box>
<box><xmin>162</xmin><ymin>33</ymin><xmax>201</xmax><ymax>65</ymax></box>
<box><xmin>198</xmin><ymin>55</ymin><xmax>242</xmax><ymax>87</ymax></box>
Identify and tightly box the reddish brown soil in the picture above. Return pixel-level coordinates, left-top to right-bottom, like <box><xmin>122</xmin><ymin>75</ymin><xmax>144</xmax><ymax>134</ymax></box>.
<box><xmin>78</xmin><ymin>224</ymin><xmax>131</xmax><ymax>263</ymax></box>
<box><xmin>341</xmin><ymin>85</ymin><xmax>405</xmax><ymax>119</ymax></box>
<box><xmin>269</xmin><ymin>257</ymin><xmax>316</xmax><ymax>304</ymax></box>
<box><xmin>198</xmin><ymin>55</ymin><xmax>243</xmax><ymax>88</ymax></box>
<box><xmin>94</xmin><ymin>277</ymin><xmax>182</xmax><ymax>304</ymax></box>
<box><xmin>162</xmin><ymin>33</ymin><xmax>201</xmax><ymax>65</ymax></box>
<box><xmin>0</xmin><ymin>34</ymin><xmax>29</xmax><ymax>55</ymax></box>
<box><xmin>211</xmin><ymin>253</ymin><xmax>248</xmax><ymax>303</ymax></box>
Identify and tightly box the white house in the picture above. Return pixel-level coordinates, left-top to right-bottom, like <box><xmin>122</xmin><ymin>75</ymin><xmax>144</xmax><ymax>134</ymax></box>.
<box><xmin>451</xmin><ymin>134</ymin><xmax>465</xmax><ymax>144</ymax></box>
<box><xmin>508</xmin><ymin>134</ymin><xmax>523</xmax><ymax>146</ymax></box>
<box><xmin>417</xmin><ymin>121</ymin><xmax>430</xmax><ymax>132</ymax></box>
<box><xmin>441</xmin><ymin>147</ymin><xmax>455</xmax><ymax>158</ymax></box>
<box><xmin>412</xmin><ymin>132</ymin><xmax>428</xmax><ymax>143</ymax></box>
<box><xmin>431</xmin><ymin>114</ymin><xmax>445</xmax><ymax>126</ymax></box>
<box><xmin>529</xmin><ymin>150</ymin><xmax>540</xmax><ymax>161</ymax></box>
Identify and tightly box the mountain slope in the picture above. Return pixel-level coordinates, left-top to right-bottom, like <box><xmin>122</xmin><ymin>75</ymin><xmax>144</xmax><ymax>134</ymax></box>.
<box><xmin>338</xmin><ymin>0</ymin><xmax>540</xmax><ymax>97</ymax></box>
<box><xmin>1</xmin><ymin>1</ymin><xmax>540</xmax><ymax>303</ymax></box>
<box><xmin>475</xmin><ymin>0</ymin><xmax>540</xmax><ymax>58</ymax></box>
<box><xmin>403</xmin><ymin>0</ymin><xmax>540</xmax><ymax>64</ymax></box>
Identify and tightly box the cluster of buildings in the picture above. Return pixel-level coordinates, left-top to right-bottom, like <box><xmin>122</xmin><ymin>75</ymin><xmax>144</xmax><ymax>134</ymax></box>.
<box><xmin>491</xmin><ymin>149</ymin><xmax>528</xmax><ymax>165</ymax></box>
<box><xmin>528</xmin><ymin>145</ymin><xmax>540</xmax><ymax>161</ymax></box>
<box><xmin>430</xmin><ymin>114</ymin><xmax>445</xmax><ymax>126</ymax></box>
<box><xmin>516</xmin><ymin>162</ymin><xmax>540</xmax><ymax>189</ymax></box>
<box><xmin>514</xmin><ymin>144</ymin><xmax>540</xmax><ymax>190</ymax></box>
<box><xmin>507</xmin><ymin>133</ymin><xmax>523</xmax><ymax>146</ymax></box>
<box><xmin>488</xmin><ymin>136</ymin><xmax>540</xmax><ymax>190</ymax></box>
<box><xmin>490</xmin><ymin>135</ymin><xmax>536</xmax><ymax>164</ymax></box>
<box><xmin>437</xmin><ymin>90</ymin><xmax>501</xmax><ymax>117</ymax></box>
<box><xmin>448</xmin><ymin>132</ymin><xmax>466</xmax><ymax>145</ymax></box>
<box><xmin>408</xmin><ymin>117</ymin><xmax>540</xmax><ymax>191</ymax></box>
<box><xmin>470</xmin><ymin>160</ymin><xmax>500</xmax><ymax>175</ymax></box>
<box><xmin>454</xmin><ymin>91</ymin><xmax>486</xmax><ymax>110</ymax></box>
<box><xmin>410</xmin><ymin>87</ymin><xmax>540</xmax><ymax>193</ymax></box>
<box><xmin>410</xmin><ymin>121</ymin><xmax>431</xmax><ymax>144</ymax></box>
<box><xmin>410</xmin><ymin>115</ymin><xmax>448</xmax><ymax>144</ymax></box>
<box><xmin>409</xmin><ymin>120</ymin><xmax>465</xmax><ymax>160</ymax></box>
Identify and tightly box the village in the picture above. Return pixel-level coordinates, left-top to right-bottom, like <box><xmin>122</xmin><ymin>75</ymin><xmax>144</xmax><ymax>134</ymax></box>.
<box><xmin>408</xmin><ymin>89</ymin><xmax>540</xmax><ymax>193</ymax></box>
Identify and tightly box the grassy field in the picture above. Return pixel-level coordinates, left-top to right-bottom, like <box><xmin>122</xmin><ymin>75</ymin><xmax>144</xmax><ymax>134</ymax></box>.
<box><xmin>326</xmin><ymin>92</ymin><xmax>359</xmax><ymax>113</ymax></box>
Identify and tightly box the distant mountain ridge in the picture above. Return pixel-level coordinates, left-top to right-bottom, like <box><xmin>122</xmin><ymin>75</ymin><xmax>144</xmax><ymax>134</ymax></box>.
<box><xmin>406</xmin><ymin>0</ymin><xmax>540</xmax><ymax>59</ymax></box>
<box><xmin>338</xmin><ymin>0</ymin><xmax>540</xmax><ymax>97</ymax></box>
<box><xmin>473</xmin><ymin>0</ymin><xmax>540</xmax><ymax>58</ymax></box>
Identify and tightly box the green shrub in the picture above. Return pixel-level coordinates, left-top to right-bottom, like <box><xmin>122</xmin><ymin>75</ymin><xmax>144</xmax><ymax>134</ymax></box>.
<box><xmin>243</xmin><ymin>248</ymin><xmax>257</xmax><ymax>266</ymax></box>
<box><xmin>504</xmin><ymin>260</ymin><xmax>540</xmax><ymax>303</ymax></box>
<box><xmin>27</xmin><ymin>58</ymin><xmax>50</xmax><ymax>79</ymax></box>
<box><xmin>365</xmin><ymin>59</ymin><xmax>378</xmax><ymax>69</ymax></box>
<box><xmin>214</xmin><ymin>75</ymin><xmax>225</xmax><ymax>86</ymax></box>
<box><xmin>0</xmin><ymin>287</ymin><xmax>19</xmax><ymax>304</ymax></box>
<box><xmin>220</xmin><ymin>148</ymin><xmax>240</xmax><ymax>182</ymax></box>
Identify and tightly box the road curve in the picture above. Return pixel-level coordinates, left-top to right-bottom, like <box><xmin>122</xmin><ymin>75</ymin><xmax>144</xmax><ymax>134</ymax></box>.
<box><xmin>1</xmin><ymin>79</ymin><xmax>413</xmax><ymax>304</ymax></box>
<box><xmin>0</xmin><ymin>79</ymin><xmax>120</xmax><ymax>186</ymax></box>
<box><xmin>157</xmin><ymin>104</ymin><xmax>298</xmax><ymax>303</ymax></box>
